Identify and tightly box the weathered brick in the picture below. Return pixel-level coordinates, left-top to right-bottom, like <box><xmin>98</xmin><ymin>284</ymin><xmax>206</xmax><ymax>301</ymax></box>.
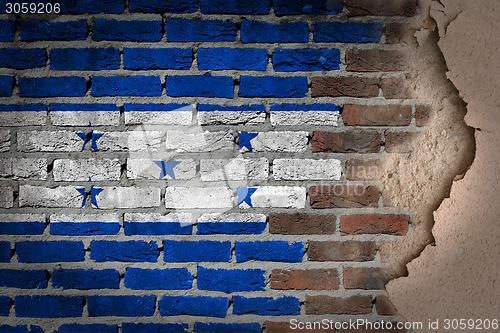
<box><xmin>124</xmin><ymin>212</ymin><xmax>193</xmax><ymax>236</ymax></box>
<box><xmin>0</xmin><ymin>213</ymin><xmax>45</xmax><ymax>235</ymax></box>
<box><xmin>273</xmin><ymin>48</ymin><xmax>340</xmax><ymax>71</ymax></box>
<box><xmin>310</xmin><ymin>185</ymin><xmax>379</xmax><ymax>208</ymax></box>
<box><xmin>124</xmin><ymin>268</ymin><xmax>192</xmax><ymax>290</ymax></box>
<box><xmin>165</xmin><ymin>187</ymin><xmax>233</xmax><ymax>209</ymax></box>
<box><xmin>233</xmin><ymin>296</ymin><xmax>300</xmax><ymax>316</ymax></box>
<box><xmin>381</xmin><ymin>77</ymin><xmax>414</xmax><ymax>99</ymax></box>
<box><xmin>270</xmin><ymin>103</ymin><xmax>340</xmax><ymax>126</ymax></box>
<box><xmin>124</xmin><ymin>48</ymin><xmax>192</xmax><ymax>70</ymax></box>
<box><xmin>239</xmin><ymin>76</ymin><xmax>308</xmax><ymax>98</ymax></box>
<box><xmin>0</xmin><ymin>76</ymin><xmax>12</xmax><ymax>97</ymax></box>
<box><xmin>17</xmin><ymin>131</ymin><xmax>82</xmax><ymax>152</ymax></box>
<box><xmin>235</xmin><ymin>241</ymin><xmax>303</xmax><ymax>262</ymax></box>
<box><xmin>0</xmin><ymin>158</ymin><xmax>47</xmax><ymax>180</ymax></box>
<box><xmin>15</xmin><ymin>295</ymin><xmax>83</xmax><ymax>318</ymax></box>
<box><xmin>346</xmin><ymin>159</ymin><xmax>381</xmax><ymax>180</ymax></box>
<box><xmin>124</xmin><ymin>104</ymin><xmax>192</xmax><ymax>125</ymax></box>
<box><xmin>53</xmin><ymin>159</ymin><xmax>120</xmax><ymax>182</ymax></box>
<box><xmin>19</xmin><ymin>185</ymin><xmax>83</xmax><ymax>208</ymax></box>
<box><xmin>90</xmin><ymin>241</ymin><xmax>158</xmax><ymax>262</ymax></box>
<box><xmin>0</xmin><ymin>241</ymin><xmax>10</xmax><ymax>262</ymax></box>
<box><xmin>52</xmin><ymin>269</ymin><xmax>119</xmax><ymax>289</ymax></box>
<box><xmin>273</xmin><ymin>159</ymin><xmax>341</xmax><ymax>180</ymax></box>
<box><xmin>0</xmin><ymin>104</ymin><xmax>46</xmax><ymax>126</ymax></box>
<box><xmin>50</xmin><ymin>213</ymin><xmax>120</xmax><ymax>236</ymax></box>
<box><xmin>311</xmin><ymin>76</ymin><xmax>379</xmax><ymax>97</ymax></box>
<box><xmin>376</xmin><ymin>295</ymin><xmax>399</xmax><ymax>315</ymax></box>
<box><xmin>19</xmin><ymin>77</ymin><xmax>86</xmax><ymax>97</ymax></box>
<box><xmin>314</xmin><ymin>21</ymin><xmax>383</xmax><ymax>43</ymax></box>
<box><xmin>127</xmin><ymin>159</ymin><xmax>195</xmax><ymax>180</ymax></box>
<box><xmin>130</xmin><ymin>0</ymin><xmax>197</xmax><ymax>13</ymax></box>
<box><xmin>241</xmin><ymin>20</ymin><xmax>308</xmax><ymax>43</ymax></box>
<box><xmin>93</xmin><ymin>19</ymin><xmax>162</xmax><ymax>42</ymax></box>
<box><xmin>345</xmin><ymin>0</ymin><xmax>417</xmax><ymax>16</ymax></box>
<box><xmin>0</xmin><ymin>48</ymin><xmax>47</xmax><ymax>69</ymax></box>
<box><xmin>269</xmin><ymin>213</ymin><xmax>335</xmax><ymax>234</ymax></box>
<box><xmin>385</xmin><ymin>23</ymin><xmax>417</xmax><ymax>44</ymax></box>
<box><xmin>92</xmin><ymin>76</ymin><xmax>161</xmax><ymax>97</ymax></box>
<box><xmin>50</xmin><ymin>48</ymin><xmax>119</xmax><ymax>70</ymax></box>
<box><xmin>416</xmin><ymin>105</ymin><xmax>431</xmax><ymax>127</ymax></box>
<box><xmin>88</xmin><ymin>296</ymin><xmax>155</xmax><ymax>317</ymax></box>
<box><xmin>239</xmin><ymin>131</ymin><xmax>308</xmax><ymax>153</ymax></box>
<box><xmin>274</xmin><ymin>0</ymin><xmax>342</xmax><ymax>15</ymax></box>
<box><xmin>164</xmin><ymin>240</ymin><xmax>231</xmax><ymax>262</ymax></box>
<box><xmin>0</xmin><ymin>187</ymin><xmax>13</xmax><ymax>208</ymax></box>
<box><xmin>344</xmin><ymin>267</ymin><xmax>386</xmax><ymax>289</ymax></box>
<box><xmin>159</xmin><ymin>296</ymin><xmax>228</xmax><ymax>318</ymax></box>
<box><xmin>166</xmin><ymin>130</ymin><xmax>234</xmax><ymax>152</ymax></box>
<box><xmin>0</xmin><ymin>269</ymin><xmax>49</xmax><ymax>289</ymax></box>
<box><xmin>195</xmin><ymin>323</ymin><xmax>261</xmax><ymax>333</ymax></box>
<box><xmin>385</xmin><ymin>131</ymin><xmax>418</xmax><ymax>153</ymax></box>
<box><xmin>198</xmin><ymin>104</ymin><xmax>266</xmax><ymax>125</ymax></box>
<box><xmin>166</xmin><ymin>19</ymin><xmax>236</xmax><ymax>42</ymax></box>
<box><xmin>343</xmin><ymin>105</ymin><xmax>412</xmax><ymax>126</ymax></box>
<box><xmin>94</xmin><ymin>187</ymin><xmax>160</xmax><ymax>209</ymax></box>
<box><xmin>200</xmin><ymin>157</ymin><xmax>268</xmax><ymax>181</ymax></box>
<box><xmin>270</xmin><ymin>269</ymin><xmax>339</xmax><ymax>290</ymax></box>
<box><xmin>308</xmin><ymin>241</ymin><xmax>376</xmax><ymax>261</ymax></box>
<box><xmin>16</xmin><ymin>241</ymin><xmax>85</xmax><ymax>263</ymax></box>
<box><xmin>312</xmin><ymin>131</ymin><xmax>381</xmax><ymax>153</ymax></box>
<box><xmin>20</xmin><ymin>20</ymin><xmax>87</xmax><ymax>41</ymax></box>
<box><xmin>238</xmin><ymin>186</ymin><xmax>306</xmax><ymax>209</ymax></box>
<box><xmin>0</xmin><ymin>130</ymin><xmax>9</xmax><ymax>152</ymax></box>
<box><xmin>201</xmin><ymin>0</ymin><xmax>269</xmax><ymax>14</ymax></box>
<box><xmin>340</xmin><ymin>214</ymin><xmax>409</xmax><ymax>235</ymax></box>
<box><xmin>197</xmin><ymin>267</ymin><xmax>265</xmax><ymax>293</ymax></box>
<box><xmin>197</xmin><ymin>213</ymin><xmax>266</xmax><ymax>235</ymax></box>
<box><xmin>198</xmin><ymin>48</ymin><xmax>268</xmax><ymax>71</ymax></box>
<box><xmin>0</xmin><ymin>20</ymin><xmax>15</xmax><ymax>42</ymax></box>
<box><xmin>305</xmin><ymin>295</ymin><xmax>373</xmax><ymax>315</ymax></box>
<box><xmin>50</xmin><ymin>104</ymin><xmax>120</xmax><ymax>126</ymax></box>
<box><xmin>346</xmin><ymin>49</ymin><xmax>406</xmax><ymax>72</ymax></box>
<box><xmin>167</xmin><ymin>74</ymin><xmax>234</xmax><ymax>98</ymax></box>
<box><xmin>97</xmin><ymin>131</ymin><xmax>162</xmax><ymax>152</ymax></box>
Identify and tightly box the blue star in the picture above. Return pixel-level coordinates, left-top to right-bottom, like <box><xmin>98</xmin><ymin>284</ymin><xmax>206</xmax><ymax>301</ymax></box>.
<box><xmin>76</xmin><ymin>132</ymin><xmax>88</xmax><ymax>152</ymax></box>
<box><xmin>90</xmin><ymin>187</ymin><xmax>104</xmax><ymax>208</ymax></box>
<box><xmin>91</xmin><ymin>133</ymin><xmax>104</xmax><ymax>151</ymax></box>
<box><xmin>75</xmin><ymin>188</ymin><xmax>87</xmax><ymax>208</ymax></box>
<box><xmin>154</xmin><ymin>160</ymin><xmax>182</xmax><ymax>180</ymax></box>
<box><xmin>75</xmin><ymin>132</ymin><xmax>104</xmax><ymax>151</ymax></box>
<box><xmin>237</xmin><ymin>187</ymin><xmax>257</xmax><ymax>208</ymax></box>
<box><xmin>239</xmin><ymin>131</ymin><xmax>258</xmax><ymax>152</ymax></box>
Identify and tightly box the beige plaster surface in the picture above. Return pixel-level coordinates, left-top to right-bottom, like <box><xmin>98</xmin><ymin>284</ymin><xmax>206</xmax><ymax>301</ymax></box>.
<box><xmin>387</xmin><ymin>0</ymin><xmax>500</xmax><ymax>330</ymax></box>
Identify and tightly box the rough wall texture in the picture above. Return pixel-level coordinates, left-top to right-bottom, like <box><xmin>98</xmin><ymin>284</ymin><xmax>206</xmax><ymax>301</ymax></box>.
<box><xmin>0</xmin><ymin>0</ymin><xmax>482</xmax><ymax>332</ymax></box>
<box><xmin>388</xmin><ymin>0</ymin><xmax>500</xmax><ymax>331</ymax></box>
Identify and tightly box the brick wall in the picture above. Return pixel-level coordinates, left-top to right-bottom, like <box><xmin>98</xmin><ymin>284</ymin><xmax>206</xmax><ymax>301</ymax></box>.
<box><xmin>0</xmin><ymin>0</ymin><xmax>421</xmax><ymax>331</ymax></box>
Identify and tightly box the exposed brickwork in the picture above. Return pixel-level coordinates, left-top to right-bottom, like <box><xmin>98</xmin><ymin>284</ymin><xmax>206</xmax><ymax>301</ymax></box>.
<box><xmin>270</xmin><ymin>269</ymin><xmax>339</xmax><ymax>290</ymax></box>
<box><xmin>305</xmin><ymin>295</ymin><xmax>373</xmax><ymax>315</ymax></box>
<box><xmin>308</xmin><ymin>241</ymin><xmax>377</xmax><ymax>261</ymax></box>
<box><xmin>346</xmin><ymin>49</ymin><xmax>406</xmax><ymax>72</ymax></box>
<box><xmin>343</xmin><ymin>105</ymin><xmax>412</xmax><ymax>126</ymax></box>
<box><xmin>269</xmin><ymin>213</ymin><xmax>336</xmax><ymax>234</ymax></box>
<box><xmin>312</xmin><ymin>131</ymin><xmax>382</xmax><ymax>153</ymax></box>
<box><xmin>341</xmin><ymin>214</ymin><xmax>410</xmax><ymax>235</ymax></box>
<box><xmin>311</xmin><ymin>76</ymin><xmax>380</xmax><ymax>98</ymax></box>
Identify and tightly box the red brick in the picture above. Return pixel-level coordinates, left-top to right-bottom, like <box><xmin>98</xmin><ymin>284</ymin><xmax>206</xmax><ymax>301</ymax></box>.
<box><xmin>310</xmin><ymin>185</ymin><xmax>379</xmax><ymax>208</ymax></box>
<box><xmin>311</xmin><ymin>76</ymin><xmax>379</xmax><ymax>98</ymax></box>
<box><xmin>270</xmin><ymin>269</ymin><xmax>339</xmax><ymax>290</ymax></box>
<box><xmin>308</xmin><ymin>241</ymin><xmax>376</xmax><ymax>261</ymax></box>
<box><xmin>346</xmin><ymin>49</ymin><xmax>406</xmax><ymax>72</ymax></box>
<box><xmin>266</xmin><ymin>322</ymin><xmax>333</xmax><ymax>333</ymax></box>
<box><xmin>343</xmin><ymin>105</ymin><xmax>412</xmax><ymax>126</ymax></box>
<box><xmin>416</xmin><ymin>105</ymin><xmax>431</xmax><ymax>126</ymax></box>
<box><xmin>269</xmin><ymin>213</ymin><xmax>335</xmax><ymax>234</ymax></box>
<box><xmin>376</xmin><ymin>295</ymin><xmax>399</xmax><ymax>315</ymax></box>
<box><xmin>345</xmin><ymin>0</ymin><xmax>417</xmax><ymax>17</ymax></box>
<box><xmin>346</xmin><ymin>159</ymin><xmax>381</xmax><ymax>181</ymax></box>
<box><xmin>305</xmin><ymin>295</ymin><xmax>373</xmax><ymax>315</ymax></box>
<box><xmin>385</xmin><ymin>131</ymin><xmax>418</xmax><ymax>153</ymax></box>
<box><xmin>384</xmin><ymin>23</ymin><xmax>417</xmax><ymax>44</ymax></box>
<box><xmin>340</xmin><ymin>214</ymin><xmax>409</xmax><ymax>235</ymax></box>
<box><xmin>344</xmin><ymin>267</ymin><xmax>387</xmax><ymax>289</ymax></box>
<box><xmin>381</xmin><ymin>77</ymin><xmax>414</xmax><ymax>99</ymax></box>
<box><xmin>312</xmin><ymin>131</ymin><xmax>381</xmax><ymax>153</ymax></box>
